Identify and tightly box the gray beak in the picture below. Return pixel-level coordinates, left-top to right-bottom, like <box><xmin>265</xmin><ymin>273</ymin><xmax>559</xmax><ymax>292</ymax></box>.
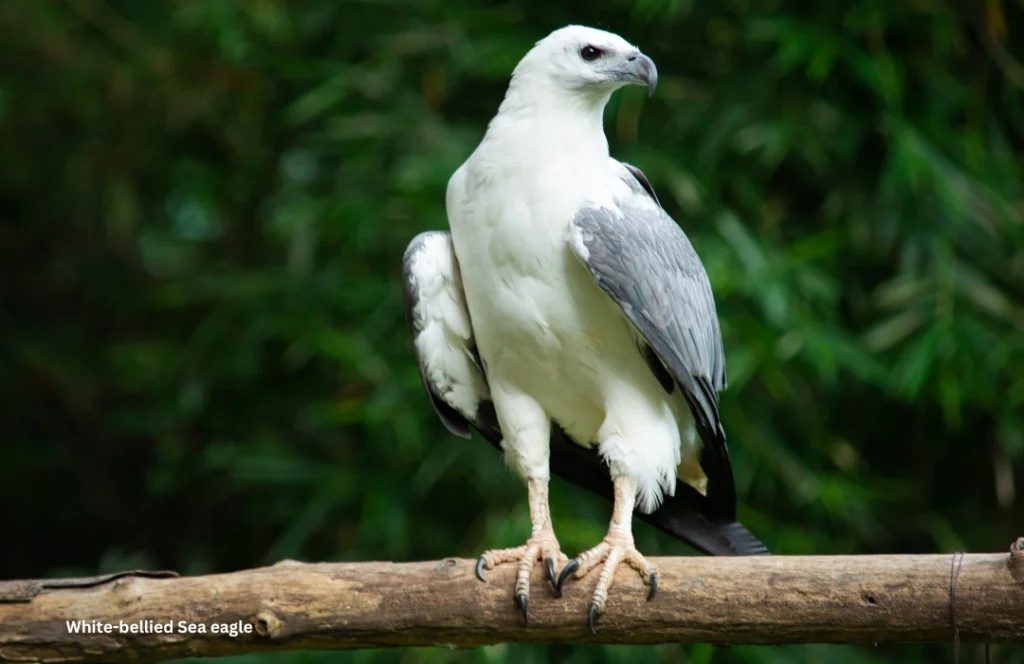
<box><xmin>624</xmin><ymin>52</ymin><xmax>658</xmax><ymax>97</ymax></box>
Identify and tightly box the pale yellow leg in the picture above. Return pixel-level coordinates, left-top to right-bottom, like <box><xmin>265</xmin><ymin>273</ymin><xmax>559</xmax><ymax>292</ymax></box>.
<box><xmin>476</xmin><ymin>477</ymin><xmax>567</xmax><ymax>621</ymax></box>
<box><xmin>555</xmin><ymin>476</ymin><xmax>657</xmax><ymax>633</ymax></box>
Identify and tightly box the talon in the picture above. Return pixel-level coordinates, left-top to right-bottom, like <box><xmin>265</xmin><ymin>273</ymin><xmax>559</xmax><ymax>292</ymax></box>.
<box><xmin>474</xmin><ymin>479</ymin><xmax>563</xmax><ymax>622</ymax></box>
<box><xmin>475</xmin><ymin>556</ymin><xmax>487</xmax><ymax>582</ymax></box>
<box><xmin>588</xmin><ymin>602</ymin><xmax>599</xmax><ymax>634</ymax></box>
<box><xmin>556</xmin><ymin>558</ymin><xmax>580</xmax><ymax>596</ymax></box>
<box><xmin>545</xmin><ymin>557</ymin><xmax>558</xmax><ymax>595</ymax></box>
<box><xmin>571</xmin><ymin>477</ymin><xmax>653</xmax><ymax>630</ymax></box>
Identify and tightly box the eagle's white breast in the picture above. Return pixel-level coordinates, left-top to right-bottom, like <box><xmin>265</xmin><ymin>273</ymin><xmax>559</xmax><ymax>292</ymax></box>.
<box><xmin>445</xmin><ymin>110</ymin><xmax>696</xmax><ymax>512</ymax></box>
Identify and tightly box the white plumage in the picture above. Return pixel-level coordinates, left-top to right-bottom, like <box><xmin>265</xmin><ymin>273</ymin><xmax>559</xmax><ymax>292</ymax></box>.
<box><xmin>404</xmin><ymin>232</ymin><xmax>489</xmax><ymax>419</ymax></box>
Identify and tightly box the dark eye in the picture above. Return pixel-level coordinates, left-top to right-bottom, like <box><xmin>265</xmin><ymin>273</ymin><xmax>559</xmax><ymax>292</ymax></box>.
<box><xmin>580</xmin><ymin>45</ymin><xmax>603</xmax><ymax>62</ymax></box>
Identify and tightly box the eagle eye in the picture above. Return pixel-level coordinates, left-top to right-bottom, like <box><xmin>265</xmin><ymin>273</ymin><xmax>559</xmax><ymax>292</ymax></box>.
<box><xmin>580</xmin><ymin>45</ymin><xmax>603</xmax><ymax>62</ymax></box>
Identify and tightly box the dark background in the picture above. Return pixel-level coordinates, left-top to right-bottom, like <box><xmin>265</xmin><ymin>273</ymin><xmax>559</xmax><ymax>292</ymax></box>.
<box><xmin>1</xmin><ymin>1</ymin><xmax>1022</xmax><ymax>662</ymax></box>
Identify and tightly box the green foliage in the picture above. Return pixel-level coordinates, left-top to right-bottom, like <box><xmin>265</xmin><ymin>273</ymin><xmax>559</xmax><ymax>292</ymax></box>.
<box><xmin>1</xmin><ymin>1</ymin><xmax>1022</xmax><ymax>662</ymax></box>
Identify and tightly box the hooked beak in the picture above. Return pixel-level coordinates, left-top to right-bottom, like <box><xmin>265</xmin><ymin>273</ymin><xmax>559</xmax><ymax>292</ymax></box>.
<box><xmin>608</xmin><ymin>52</ymin><xmax>658</xmax><ymax>97</ymax></box>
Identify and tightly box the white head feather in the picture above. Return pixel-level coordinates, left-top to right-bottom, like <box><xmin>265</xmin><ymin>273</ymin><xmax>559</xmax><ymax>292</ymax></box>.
<box><xmin>501</xmin><ymin>25</ymin><xmax>659</xmax><ymax>113</ymax></box>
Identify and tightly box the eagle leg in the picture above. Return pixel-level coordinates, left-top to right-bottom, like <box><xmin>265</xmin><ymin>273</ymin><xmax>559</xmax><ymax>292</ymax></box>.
<box><xmin>555</xmin><ymin>475</ymin><xmax>656</xmax><ymax>633</ymax></box>
<box><xmin>475</xmin><ymin>477</ymin><xmax>567</xmax><ymax>622</ymax></box>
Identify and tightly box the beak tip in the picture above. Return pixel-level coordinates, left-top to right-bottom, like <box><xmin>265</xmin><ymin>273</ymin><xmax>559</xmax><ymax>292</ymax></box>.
<box><xmin>639</xmin><ymin>54</ymin><xmax>658</xmax><ymax>98</ymax></box>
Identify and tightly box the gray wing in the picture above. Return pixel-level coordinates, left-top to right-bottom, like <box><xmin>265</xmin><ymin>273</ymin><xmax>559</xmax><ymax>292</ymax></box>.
<box><xmin>402</xmin><ymin>231</ymin><xmax>495</xmax><ymax>438</ymax></box>
<box><xmin>569</xmin><ymin>163</ymin><xmax>736</xmax><ymax>521</ymax></box>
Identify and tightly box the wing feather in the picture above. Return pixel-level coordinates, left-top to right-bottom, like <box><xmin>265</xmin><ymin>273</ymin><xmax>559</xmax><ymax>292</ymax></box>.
<box><xmin>569</xmin><ymin>164</ymin><xmax>737</xmax><ymax>521</ymax></box>
<box><xmin>402</xmin><ymin>231</ymin><xmax>491</xmax><ymax>438</ymax></box>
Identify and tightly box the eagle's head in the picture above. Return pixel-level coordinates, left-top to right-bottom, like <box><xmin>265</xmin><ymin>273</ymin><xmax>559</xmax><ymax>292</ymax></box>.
<box><xmin>511</xmin><ymin>25</ymin><xmax>658</xmax><ymax>102</ymax></box>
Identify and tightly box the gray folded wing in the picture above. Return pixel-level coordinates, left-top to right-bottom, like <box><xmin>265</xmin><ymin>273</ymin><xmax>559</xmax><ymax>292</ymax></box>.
<box><xmin>568</xmin><ymin>164</ymin><xmax>736</xmax><ymax>521</ymax></box>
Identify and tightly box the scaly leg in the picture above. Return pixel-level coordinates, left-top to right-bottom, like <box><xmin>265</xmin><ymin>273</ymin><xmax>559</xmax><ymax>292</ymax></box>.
<box><xmin>555</xmin><ymin>475</ymin><xmax>656</xmax><ymax>633</ymax></box>
<box><xmin>476</xmin><ymin>477</ymin><xmax>567</xmax><ymax>621</ymax></box>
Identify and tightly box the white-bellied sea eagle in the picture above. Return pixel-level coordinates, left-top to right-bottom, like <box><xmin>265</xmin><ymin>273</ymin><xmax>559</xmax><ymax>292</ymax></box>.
<box><xmin>403</xmin><ymin>24</ymin><xmax>768</xmax><ymax>632</ymax></box>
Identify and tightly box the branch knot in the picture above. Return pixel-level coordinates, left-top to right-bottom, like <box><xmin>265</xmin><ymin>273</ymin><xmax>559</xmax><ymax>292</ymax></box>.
<box><xmin>1009</xmin><ymin>537</ymin><xmax>1024</xmax><ymax>583</ymax></box>
<box><xmin>253</xmin><ymin>609</ymin><xmax>283</xmax><ymax>639</ymax></box>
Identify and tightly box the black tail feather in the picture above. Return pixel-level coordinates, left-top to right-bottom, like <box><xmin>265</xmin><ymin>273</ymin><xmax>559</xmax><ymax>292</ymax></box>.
<box><xmin>644</xmin><ymin>482</ymin><xmax>769</xmax><ymax>556</ymax></box>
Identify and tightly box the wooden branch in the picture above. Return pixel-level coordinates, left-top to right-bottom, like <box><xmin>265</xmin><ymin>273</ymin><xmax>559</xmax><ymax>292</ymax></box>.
<box><xmin>2</xmin><ymin>541</ymin><xmax>1023</xmax><ymax>663</ymax></box>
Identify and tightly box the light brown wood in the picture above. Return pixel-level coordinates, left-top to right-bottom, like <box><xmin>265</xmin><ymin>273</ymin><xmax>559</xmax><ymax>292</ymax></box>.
<box><xmin>1</xmin><ymin>544</ymin><xmax>1023</xmax><ymax>663</ymax></box>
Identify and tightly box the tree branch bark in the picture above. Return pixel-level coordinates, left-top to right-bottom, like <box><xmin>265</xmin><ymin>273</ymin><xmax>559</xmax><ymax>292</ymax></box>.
<box><xmin>2</xmin><ymin>542</ymin><xmax>1023</xmax><ymax>663</ymax></box>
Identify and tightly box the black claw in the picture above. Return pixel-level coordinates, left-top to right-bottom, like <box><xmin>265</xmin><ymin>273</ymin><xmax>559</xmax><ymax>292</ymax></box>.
<box><xmin>588</xmin><ymin>603</ymin><xmax>599</xmax><ymax>634</ymax></box>
<box><xmin>475</xmin><ymin>557</ymin><xmax>487</xmax><ymax>582</ymax></box>
<box><xmin>648</xmin><ymin>571</ymin><xmax>658</xmax><ymax>601</ymax></box>
<box><xmin>556</xmin><ymin>558</ymin><xmax>580</xmax><ymax>596</ymax></box>
<box><xmin>545</xmin><ymin>557</ymin><xmax>558</xmax><ymax>595</ymax></box>
<box><xmin>517</xmin><ymin>592</ymin><xmax>529</xmax><ymax>623</ymax></box>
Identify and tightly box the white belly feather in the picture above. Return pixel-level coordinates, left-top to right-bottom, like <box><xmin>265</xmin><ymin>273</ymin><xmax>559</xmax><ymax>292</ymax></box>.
<box><xmin>446</xmin><ymin>146</ymin><xmax>695</xmax><ymax>512</ymax></box>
